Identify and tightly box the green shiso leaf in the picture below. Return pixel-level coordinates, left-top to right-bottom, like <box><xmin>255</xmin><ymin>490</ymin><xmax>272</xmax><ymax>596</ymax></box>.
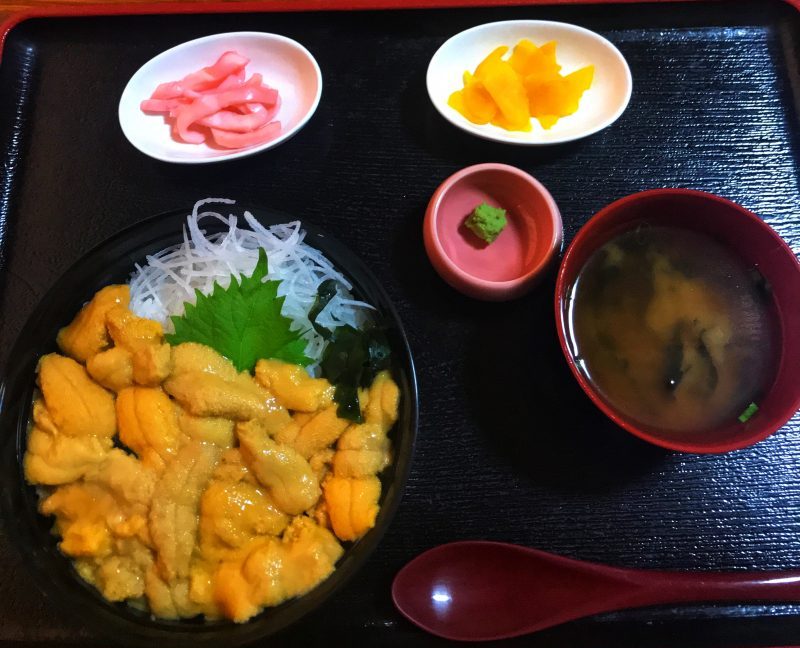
<box><xmin>165</xmin><ymin>248</ymin><xmax>311</xmax><ymax>372</ymax></box>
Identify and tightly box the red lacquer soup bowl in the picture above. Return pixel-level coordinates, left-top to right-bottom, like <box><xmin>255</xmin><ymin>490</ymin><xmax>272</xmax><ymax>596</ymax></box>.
<box><xmin>554</xmin><ymin>188</ymin><xmax>800</xmax><ymax>453</ymax></box>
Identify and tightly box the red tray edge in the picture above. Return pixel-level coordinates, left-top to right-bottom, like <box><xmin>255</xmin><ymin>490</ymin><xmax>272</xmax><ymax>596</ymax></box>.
<box><xmin>1</xmin><ymin>0</ymin><xmax>799</xmax><ymax>66</ymax></box>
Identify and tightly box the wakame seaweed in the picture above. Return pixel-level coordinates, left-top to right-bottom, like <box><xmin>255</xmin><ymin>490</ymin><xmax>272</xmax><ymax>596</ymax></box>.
<box><xmin>308</xmin><ymin>279</ymin><xmax>338</xmax><ymax>340</ymax></box>
<box><xmin>311</xmin><ymin>283</ymin><xmax>392</xmax><ymax>422</ymax></box>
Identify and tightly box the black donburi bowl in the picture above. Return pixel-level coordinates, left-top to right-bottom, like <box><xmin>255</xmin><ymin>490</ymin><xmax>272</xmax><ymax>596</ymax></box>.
<box><xmin>0</xmin><ymin>206</ymin><xmax>418</xmax><ymax>647</ymax></box>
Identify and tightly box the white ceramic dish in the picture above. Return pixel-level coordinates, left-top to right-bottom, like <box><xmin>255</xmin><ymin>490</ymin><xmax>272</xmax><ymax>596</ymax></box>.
<box><xmin>119</xmin><ymin>32</ymin><xmax>322</xmax><ymax>163</ymax></box>
<box><xmin>426</xmin><ymin>21</ymin><xmax>632</xmax><ymax>145</ymax></box>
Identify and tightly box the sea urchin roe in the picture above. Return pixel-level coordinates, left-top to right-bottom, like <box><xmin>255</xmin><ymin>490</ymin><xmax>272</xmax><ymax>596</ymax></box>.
<box><xmin>25</xmin><ymin>285</ymin><xmax>401</xmax><ymax>623</ymax></box>
<box><xmin>448</xmin><ymin>39</ymin><xmax>594</xmax><ymax>131</ymax></box>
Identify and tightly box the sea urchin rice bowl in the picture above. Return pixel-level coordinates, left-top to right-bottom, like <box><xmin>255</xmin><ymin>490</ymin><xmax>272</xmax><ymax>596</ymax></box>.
<box><xmin>2</xmin><ymin>199</ymin><xmax>415</xmax><ymax>643</ymax></box>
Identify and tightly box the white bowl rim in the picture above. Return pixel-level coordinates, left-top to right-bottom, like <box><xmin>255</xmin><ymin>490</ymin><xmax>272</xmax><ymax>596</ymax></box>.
<box><xmin>118</xmin><ymin>31</ymin><xmax>323</xmax><ymax>164</ymax></box>
<box><xmin>426</xmin><ymin>20</ymin><xmax>633</xmax><ymax>146</ymax></box>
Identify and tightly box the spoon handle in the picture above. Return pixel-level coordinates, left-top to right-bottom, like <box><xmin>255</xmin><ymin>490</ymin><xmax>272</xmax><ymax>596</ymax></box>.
<box><xmin>625</xmin><ymin>568</ymin><xmax>800</xmax><ymax>606</ymax></box>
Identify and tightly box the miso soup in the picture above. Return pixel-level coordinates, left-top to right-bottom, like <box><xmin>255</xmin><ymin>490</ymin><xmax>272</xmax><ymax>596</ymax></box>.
<box><xmin>566</xmin><ymin>226</ymin><xmax>777</xmax><ymax>433</ymax></box>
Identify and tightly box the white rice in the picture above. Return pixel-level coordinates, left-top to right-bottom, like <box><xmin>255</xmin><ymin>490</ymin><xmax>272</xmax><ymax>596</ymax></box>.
<box><xmin>128</xmin><ymin>198</ymin><xmax>373</xmax><ymax>371</ymax></box>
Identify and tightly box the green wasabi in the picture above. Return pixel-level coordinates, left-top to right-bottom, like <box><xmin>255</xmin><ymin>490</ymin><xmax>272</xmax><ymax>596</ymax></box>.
<box><xmin>465</xmin><ymin>202</ymin><xmax>507</xmax><ymax>244</ymax></box>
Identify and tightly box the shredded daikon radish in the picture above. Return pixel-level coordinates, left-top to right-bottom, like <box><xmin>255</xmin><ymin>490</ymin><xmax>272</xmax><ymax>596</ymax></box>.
<box><xmin>129</xmin><ymin>198</ymin><xmax>373</xmax><ymax>371</ymax></box>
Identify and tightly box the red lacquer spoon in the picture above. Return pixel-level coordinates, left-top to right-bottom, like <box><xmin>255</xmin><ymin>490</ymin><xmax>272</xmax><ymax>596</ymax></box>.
<box><xmin>391</xmin><ymin>541</ymin><xmax>800</xmax><ymax>641</ymax></box>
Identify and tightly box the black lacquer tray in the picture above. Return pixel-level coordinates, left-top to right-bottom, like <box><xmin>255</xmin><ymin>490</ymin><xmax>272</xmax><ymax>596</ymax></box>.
<box><xmin>1</xmin><ymin>2</ymin><xmax>800</xmax><ymax>646</ymax></box>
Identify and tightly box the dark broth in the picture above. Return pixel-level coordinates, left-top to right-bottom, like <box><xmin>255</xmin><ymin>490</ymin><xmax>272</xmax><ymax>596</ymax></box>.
<box><xmin>566</xmin><ymin>226</ymin><xmax>777</xmax><ymax>433</ymax></box>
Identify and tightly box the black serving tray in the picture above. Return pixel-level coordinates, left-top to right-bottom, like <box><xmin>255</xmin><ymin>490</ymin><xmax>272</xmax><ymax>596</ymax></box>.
<box><xmin>1</xmin><ymin>2</ymin><xmax>800</xmax><ymax>647</ymax></box>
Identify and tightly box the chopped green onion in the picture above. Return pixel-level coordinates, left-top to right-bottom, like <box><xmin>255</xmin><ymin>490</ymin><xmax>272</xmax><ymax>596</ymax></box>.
<box><xmin>738</xmin><ymin>402</ymin><xmax>758</xmax><ymax>423</ymax></box>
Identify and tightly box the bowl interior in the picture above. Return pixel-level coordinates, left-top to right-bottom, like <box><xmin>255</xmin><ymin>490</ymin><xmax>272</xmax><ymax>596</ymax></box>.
<box><xmin>426</xmin><ymin>20</ymin><xmax>632</xmax><ymax>145</ymax></box>
<box><xmin>434</xmin><ymin>166</ymin><xmax>558</xmax><ymax>283</ymax></box>
<box><xmin>555</xmin><ymin>189</ymin><xmax>800</xmax><ymax>453</ymax></box>
<box><xmin>119</xmin><ymin>32</ymin><xmax>322</xmax><ymax>163</ymax></box>
<box><xmin>0</xmin><ymin>207</ymin><xmax>417</xmax><ymax>646</ymax></box>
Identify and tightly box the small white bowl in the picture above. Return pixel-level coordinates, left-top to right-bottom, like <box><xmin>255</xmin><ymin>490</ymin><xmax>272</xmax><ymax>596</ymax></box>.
<box><xmin>119</xmin><ymin>32</ymin><xmax>322</xmax><ymax>163</ymax></box>
<box><xmin>426</xmin><ymin>21</ymin><xmax>632</xmax><ymax>145</ymax></box>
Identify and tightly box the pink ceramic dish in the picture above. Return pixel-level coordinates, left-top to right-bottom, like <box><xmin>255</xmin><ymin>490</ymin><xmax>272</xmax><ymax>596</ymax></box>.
<box><xmin>424</xmin><ymin>163</ymin><xmax>563</xmax><ymax>301</ymax></box>
<box><xmin>554</xmin><ymin>188</ymin><xmax>800</xmax><ymax>454</ymax></box>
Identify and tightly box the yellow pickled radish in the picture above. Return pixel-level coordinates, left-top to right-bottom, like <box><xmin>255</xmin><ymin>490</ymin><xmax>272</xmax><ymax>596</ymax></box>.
<box><xmin>448</xmin><ymin>89</ymin><xmax>468</xmax><ymax>118</ymax></box>
<box><xmin>448</xmin><ymin>72</ymin><xmax>497</xmax><ymax>125</ymax></box>
<box><xmin>538</xmin><ymin>114</ymin><xmax>560</xmax><ymax>130</ymax></box>
<box><xmin>449</xmin><ymin>40</ymin><xmax>593</xmax><ymax>131</ymax></box>
<box><xmin>509</xmin><ymin>39</ymin><xmax>561</xmax><ymax>79</ymax></box>
<box><xmin>527</xmin><ymin>79</ymin><xmax>577</xmax><ymax>129</ymax></box>
<box><xmin>474</xmin><ymin>46</ymin><xmax>509</xmax><ymax>79</ymax></box>
<box><xmin>491</xmin><ymin>113</ymin><xmax>529</xmax><ymax>132</ymax></box>
<box><xmin>566</xmin><ymin>65</ymin><xmax>594</xmax><ymax>92</ymax></box>
<box><xmin>480</xmin><ymin>60</ymin><xmax>531</xmax><ymax>131</ymax></box>
<box><xmin>463</xmin><ymin>76</ymin><xmax>497</xmax><ymax>124</ymax></box>
<box><xmin>525</xmin><ymin>64</ymin><xmax>595</xmax><ymax>128</ymax></box>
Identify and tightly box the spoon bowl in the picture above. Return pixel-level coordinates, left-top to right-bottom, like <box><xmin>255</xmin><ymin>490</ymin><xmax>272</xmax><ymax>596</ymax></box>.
<box><xmin>392</xmin><ymin>541</ymin><xmax>800</xmax><ymax>641</ymax></box>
